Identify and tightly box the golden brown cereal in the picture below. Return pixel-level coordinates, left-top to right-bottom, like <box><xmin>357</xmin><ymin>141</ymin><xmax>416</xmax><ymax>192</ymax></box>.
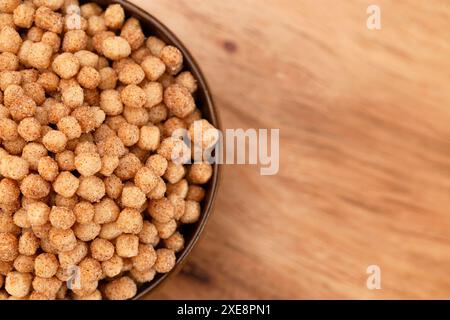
<box><xmin>74</xmin><ymin>152</ymin><xmax>101</xmax><ymax>176</ymax></box>
<box><xmin>120</xmin><ymin>84</ymin><xmax>146</xmax><ymax>109</ymax></box>
<box><xmin>102</xmin><ymin>254</ymin><xmax>122</xmax><ymax>278</ymax></box>
<box><xmin>62</xmin><ymin>84</ymin><xmax>84</xmax><ymax>108</ymax></box>
<box><xmin>77</xmin><ymin>66</ymin><xmax>100</xmax><ymax>89</ymax></box>
<box><xmin>74</xmin><ymin>50</ymin><xmax>98</xmax><ymax>68</ymax></box>
<box><xmin>147</xmin><ymin>177</ymin><xmax>166</xmax><ymax>200</ymax></box>
<box><xmin>138</xmin><ymin>221</ymin><xmax>159</xmax><ymax>245</ymax></box>
<box><xmin>49</xmin><ymin>227</ymin><xmax>77</xmax><ymax>252</ymax></box>
<box><xmin>35</xmin><ymin>6</ymin><xmax>63</xmax><ymax>34</ymax></box>
<box><xmin>93</xmin><ymin>197</ymin><xmax>119</xmax><ymax>224</ymax></box>
<box><xmin>114</xmin><ymin>153</ymin><xmax>142</xmax><ymax>180</ymax></box>
<box><xmin>146</xmin><ymin>36</ymin><xmax>165</xmax><ymax>57</ymax></box>
<box><xmin>21</xmin><ymin>174</ymin><xmax>51</xmax><ymax>200</ymax></box>
<box><xmin>134</xmin><ymin>166</ymin><xmax>158</xmax><ymax>194</ymax></box>
<box><xmin>175</xmin><ymin>71</ymin><xmax>198</xmax><ymax>93</ymax></box>
<box><xmin>73</xmin><ymin>201</ymin><xmax>94</xmax><ymax>224</ymax></box>
<box><xmin>116</xmin><ymin>208</ymin><xmax>143</xmax><ymax>234</ymax></box>
<box><xmin>0</xmin><ymin>0</ymin><xmax>20</xmax><ymax>13</ymax></box>
<box><xmin>160</xmin><ymin>46</ymin><xmax>183</xmax><ymax>75</ymax></box>
<box><xmin>0</xmin><ymin>26</ymin><xmax>22</xmax><ymax>54</ymax></box>
<box><xmin>100</xmin><ymin>89</ymin><xmax>123</xmax><ymax>116</ymax></box>
<box><xmin>164</xmin><ymin>162</ymin><xmax>186</xmax><ymax>184</ymax></box>
<box><xmin>74</xmin><ymin>140</ymin><xmax>96</xmax><ymax>155</ymax></box>
<box><xmin>13</xmin><ymin>209</ymin><xmax>30</xmax><ymax>229</ymax></box>
<box><xmin>49</xmin><ymin>206</ymin><xmax>75</xmax><ymax>230</ymax></box>
<box><xmin>163</xmin><ymin>116</ymin><xmax>187</xmax><ymax>138</ymax></box>
<box><xmin>164</xmin><ymin>84</ymin><xmax>195</xmax><ymax>118</ymax></box>
<box><xmin>153</xmin><ymin>248</ymin><xmax>176</xmax><ymax>273</ymax></box>
<box><xmin>100</xmin><ymin>155</ymin><xmax>119</xmax><ymax>176</ymax></box>
<box><xmin>0</xmin><ymin>232</ymin><xmax>18</xmax><ymax>261</ymax></box>
<box><xmin>26</xmin><ymin>26</ymin><xmax>44</xmax><ymax>42</ymax></box>
<box><xmin>118</xmin><ymin>61</ymin><xmax>144</xmax><ymax>85</ymax></box>
<box><xmin>167</xmin><ymin>179</ymin><xmax>189</xmax><ymax>199</ymax></box>
<box><xmin>143</xmin><ymin>82</ymin><xmax>163</xmax><ymax>109</ymax></box>
<box><xmin>98</xmin><ymin>67</ymin><xmax>117</xmax><ymax>90</ymax></box>
<box><xmin>102</xmin><ymin>36</ymin><xmax>131</xmax><ymax>61</ymax></box>
<box><xmin>58</xmin><ymin>240</ymin><xmax>88</xmax><ymax>269</ymax></box>
<box><xmin>92</xmin><ymin>30</ymin><xmax>114</xmax><ymax>55</ymax></box>
<box><xmin>23</xmin><ymin>83</ymin><xmax>46</xmax><ymax>106</ymax></box>
<box><xmin>189</xmin><ymin>119</ymin><xmax>219</xmax><ymax>149</ymax></box>
<box><xmin>87</xmin><ymin>15</ymin><xmax>106</xmax><ymax>36</ymax></box>
<box><xmin>18</xmin><ymin>230</ymin><xmax>39</xmax><ymax>255</ymax></box>
<box><xmin>54</xmin><ymin>194</ymin><xmax>78</xmax><ymax>209</ymax></box>
<box><xmin>0</xmin><ymin>52</ymin><xmax>18</xmax><ymax>71</ymax></box>
<box><xmin>157</xmin><ymin>137</ymin><xmax>190</xmax><ymax>164</ymax></box>
<box><xmin>63</xmin><ymin>30</ymin><xmax>87</xmax><ymax>52</ymax></box>
<box><xmin>99</xmin><ymin>221</ymin><xmax>121</xmax><ymax>240</ymax></box>
<box><xmin>76</xmin><ymin>176</ymin><xmax>105</xmax><ymax>203</ymax></box>
<box><xmin>13</xmin><ymin>3</ymin><xmax>34</xmax><ymax>29</ymax></box>
<box><xmin>104</xmin><ymin>276</ymin><xmax>136</xmax><ymax>300</ymax></box>
<box><xmin>117</xmin><ymin>122</ymin><xmax>139</xmax><ymax>147</ymax></box>
<box><xmin>115</xmin><ymin>234</ymin><xmax>139</xmax><ymax>258</ymax></box>
<box><xmin>141</xmin><ymin>56</ymin><xmax>166</xmax><ymax>82</ymax></box>
<box><xmin>41</xmin><ymin>31</ymin><xmax>61</xmax><ymax>53</ymax></box>
<box><xmin>13</xmin><ymin>254</ymin><xmax>34</xmax><ymax>273</ymax></box>
<box><xmin>42</xmin><ymin>129</ymin><xmax>67</xmax><ymax>153</ymax></box>
<box><xmin>80</xmin><ymin>2</ymin><xmax>101</xmax><ymax>19</ymax></box>
<box><xmin>181</xmin><ymin>200</ymin><xmax>201</xmax><ymax>224</ymax></box>
<box><xmin>33</xmin><ymin>0</ymin><xmax>64</xmax><ymax>11</ymax></box>
<box><xmin>28</xmin><ymin>42</ymin><xmax>53</xmax><ymax>69</ymax></box>
<box><xmin>55</xmin><ymin>150</ymin><xmax>75</xmax><ymax>171</ymax></box>
<box><xmin>188</xmin><ymin>162</ymin><xmax>213</xmax><ymax>184</ymax></box>
<box><xmin>131</xmin><ymin>244</ymin><xmax>156</xmax><ymax>272</ymax></box>
<box><xmin>27</xmin><ymin>202</ymin><xmax>50</xmax><ymax>227</ymax></box>
<box><xmin>53</xmin><ymin>171</ymin><xmax>79</xmax><ymax>198</ymax></box>
<box><xmin>0</xmin><ymin>155</ymin><xmax>29</xmax><ymax>180</ymax></box>
<box><xmin>5</xmin><ymin>271</ymin><xmax>32</xmax><ymax>298</ymax></box>
<box><xmin>0</xmin><ymin>118</ymin><xmax>18</xmax><ymax>141</ymax></box>
<box><xmin>104</xmin><ymin>4</ymin><xmax>124</xmax><ymax>30</ymax></box>
<box><xmin>71</xmin><ymin>106</ymin><xmax>97</xmax><ymax>133</ymax></box>
<box><xmin>34</xmin><ymin>253</ymin><xmax>59</xmax><ymax>278</ymax></box>
<box><xmin>164</xmin><ymin>231</ymin><xmax>185</xmax><ymax>252</ymax></box>
<box><xmin>129</xmin><ymin>267</ymin><xmax>155</xmax><ymax>284</ymax></box>
<box><xmin>9</xmin><ymin>95</ymin><xmax>36</xmax><ymax>122</ymax></box>
<box><xmin>18</xmin><ymin>118</ymin><xmax>41</xmax><ymax>142</ymax></box>
<box><xmin>0</xmin><ymin>70</ymin><xmax>21</xmax><ymax>91</ymax></box>
<box><xmin>153</xmin><ymin>219</ymin><xmax>177</xmax><ymax>240</ymax></box>
<box><xmin>122</xmin><ymin>105</ymin><xmax>149</xmax><ymax>127</ymax></box>
<box><xmin>32</xmin><ymin>276</ymin><xmax>61</xmax><ymax>298</ymax></box>
<box><xmin>57</xmin><ymin>116</ymin><xmax>82</xmax><ymax>140</ymax></box>
<box><xmin>37</xmin><ymin>156</ymin><xmax>58</xmax><ymax>182</ymax></box>
<box><xmin>38</xmin><ymin>71</ymin><xmax>60</xmax><ymax>93</ymax></box>
<box><xmin>52</xmin><ymin>52</ymin><xmax>80</xmax><ymax>79</ymax></box>
<box><xmin>104</xmin><ymin>174</ymin><xmax>123</xmax><ymax>200</ymax></box>
<box><xmin>90</xmin><ymin>238</ymin><xmax>114</xmax><ymax>262</ymax></box>
<box><xmin>138</xmin><ymin>125</ymin><xmax>160</xmax><ymax>151</ymax></box>
<box><xmin>148</xmin><ymin>198</ymin><xmax>175</xmax><ymax>223</ymax></box>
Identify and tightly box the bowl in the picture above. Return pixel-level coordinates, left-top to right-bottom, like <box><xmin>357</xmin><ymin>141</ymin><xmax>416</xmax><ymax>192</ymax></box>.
<box><xmin>80</xmin><ymin>0</ymin><xmax>222</xmax><ymax>299</ymax></box>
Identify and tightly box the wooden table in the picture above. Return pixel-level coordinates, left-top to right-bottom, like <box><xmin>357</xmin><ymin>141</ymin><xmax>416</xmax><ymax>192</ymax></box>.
<box><xmin>133</xmin><ymin>0</ymin><xmax>450</xmax><ymax>299</ymax></box>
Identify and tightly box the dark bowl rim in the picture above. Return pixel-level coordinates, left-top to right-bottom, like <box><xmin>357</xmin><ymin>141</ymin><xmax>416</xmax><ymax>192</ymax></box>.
<box><xmin>92</xmin><ymin>0</ymin><xmax>222</xmax><ymax>300</ymax></box>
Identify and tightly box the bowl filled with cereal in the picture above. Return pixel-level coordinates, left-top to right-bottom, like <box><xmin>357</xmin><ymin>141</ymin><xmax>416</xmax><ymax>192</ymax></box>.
<box><xmin>0</xmin><ymin>0</ymin><xmax>221</xmax><ymax>300</ymax></box>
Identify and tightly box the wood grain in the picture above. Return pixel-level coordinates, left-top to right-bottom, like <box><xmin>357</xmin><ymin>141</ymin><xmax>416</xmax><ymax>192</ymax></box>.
<box><xmin>130</xmin><ymin>0</ymin><xmax>450</xmax><ymax>299</ymax></box>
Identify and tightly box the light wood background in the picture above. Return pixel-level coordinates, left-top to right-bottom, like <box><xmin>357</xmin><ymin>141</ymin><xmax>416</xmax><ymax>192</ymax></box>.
<box><xmin>132</xmin><ymin>0</ymin><xmax>450</xmax><ymax>299</ymax></box>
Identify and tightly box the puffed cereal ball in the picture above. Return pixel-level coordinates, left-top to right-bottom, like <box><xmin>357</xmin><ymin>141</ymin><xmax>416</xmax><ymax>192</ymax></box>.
<box><xmin>74</xmin><ymin>50</ymin><xmax>98</xmax><ymax>68</ymax></box>
<box><xmin>104</xmin><ymin>4</ymin><xmax>125</xmax><ymax>30</ymax></box>
<box><xmin>5</xmin><ymin>272</ymin><xmax>32</xmax><ymax>298</ymax></box>
<box><xmin>63</xmin><ymin>30</ymin><xmax>88</xmax><ymax>53</ymax></box>
<box><xmin>76</xmin><ymin>176</ymin><xmax>105</xmax><ymax>203</ymax></box>
<box><xmin>166</xmin><ymin>179</ymin><xmax>188</xmax><ymax>199</ymax></box>
<box><xmin>164</xmin><ymin>84</ymin><xmax>195</xmax><ymax>118</ymax></box>
<box><xmin>115</xmin><ymin>234</ymin><xmax>139</xmax><ymax>258</ymax></box>
<box><xmin>34</xmin><ymin>253</ymin><xmax>59</xmax><ymax>278</ymax></box>
<box><xmin>35</xmin><ymin>6</ymin><xmax>63</xmax><ymax>34</ymax></box>
<box><xmin>114</xmin><ymin>153</ymin><xmax>142</xmax><ymax>180</ymax></box>
<box><xmin>100</xmin><ymin>155</ymin><xmax>119</xmax><ymax>176</ymax></box>
<box><xmin>160</xmin><ymin>46</ymin><xmax>183</xmax><ymax>75</ymax></box>
<box><xmin>100</xmin><ymin>89</ymin><xmax>123</xmax><ymax>116</ymax></box>
<box><xmin>153</xmin><ymin>219</ymin><xmax>177</xmax><ymax>240</ymax></box>
<box><xmin>121</xmin><ymin>184</ymin><xmax>146</xmax><ymax>210</ymax></box>
<box><xmin>98</xmin><ymin>67</ymin><xmax>117</xmax><ymax>90</ymax></box>
<box><xmin>153</xmin><ymin>248</ymin><xmax>176</xmax><ymax>273</ymax></box>
<box><xmin>74</xmin><ymin>152</ymin><xmax>101</xmax><ymax>176</ymax></box>
<box><xmin>99</xmin><ymin>222</ymin><xmax>122</xmax><ymax>241</ymax></box>
<box><xmin>148</xmin><ymin>198</ymin><xmax>175</xmax><ymax>223</ymax></box>
<box><xmin>137</xmin><ymin>125</ymin><xmax>160</xmax><ymax>151</ymax></box>
<box><xmin>134</xmin><ymin>166</ymin><xmax>158</xmax><ymax>194</ymax></box>
<box><xmin>131</xmin><ymin>244</ymin><xmax>156</xmax><ymax>272</ymax></box>
<box><xmin>147</xmin><ymin>177</ymin><xmax>166</xmax><ymax>200</ymax></box>
<box><xmin>49</xmin><ymin>206</ymin><xmax>75</xmax><ymax>230</ymax></box>
<box><xmin>120</xmin><ymin>84</ymin><xmax>146</xmax><ymax>108</ymax></box>
<box><xmin>13</xmin><ymin>209</ymin><xmax>30</xmax><ymax>229</ymax></box>
<box><xmin>186</xmin><ymin>185</ymin><xmax>206</xmax><ymax>202</ymax></box>
<box><xmin>141</xmin><ymin>56</ymin><xmax>166</xmax><ymax>81</ymax></box>
<box><xmin>104</xmin><ymin>276</ymin><xmax>136</xmax><ymax>300</ymax></box>
<box><xmin>120</xmin><ymin>17</ymin><xmax>144</xmax><ymax>51</ymax></box>
<box><xmin>143</xmin><ymin>82</ymin><xmax>163</xmax><ymax>109</ymax></box>
<box><xmin>164</xmin><ymin>162</ymin><xmax>186</xmax><ymax>184</ymax></box>
<box><xmin>13</xmin><ymin>3</ymin><xmax>35</xmax><ymax>29</ymax></box>
<box><xmin>157</xmin><ymin>137</ymin><xmax>190</xmax><ymax>164</ymax></box>
<box><xmin>58</xmin><ymin>241</ymin><xmax>88</xmax><ymax>270</ymax></box>
<box><xmin>164</xmin><ymin>232</ymin><xmax>185</xmax><ymax>252</ymax></box>
<box><xmin>20</xmin><ymin>174</ymin><xmax>51</xmax><ymax>199</ymax></box>
<box><xmin>13</xmin><ymin>254</ymin><xmax>34</xmax><ymax>273</ymax></box>
<box><xmin>26</xmin><ymin>202</ymin><xmax>50</xmax><ymax>227</ymax></box>
<box><xmin>52</xmin><ymin>52</ymin><xmax>80</xmax><ymax>79</ymax></box>
<box><xmin>77</xmin><ymin>66</ymin><xmax>100</xmax><ymax>89</ymax></box>
<box><xmin>33</xmin><ymin>0</ymin><xmax>64</xmax><ymax>11</ymax></box>
<box><xmin>62</xmin><ymin>84</ymin><xmax>84</xmax><ymax>109</ymax></box>
<box><xmin>130</xmin><ymin>268</ymin><xmax>156</xmax><ymax>284</ymax></box>
<box><xmin>102</xmin><ymin>254</ymin><xmax>122</xmax><ymax>278</ymax></box>
<box><xmin>102</xmin><ymin>36</ymin><xmax>131</xmax><ymax>61</ymax></box>
<box><xmin>42</xmin><ymin>130</ymin><xmax>67</xmax><ymax>153</ymax></box>
<box><xmin>93</xmin><ymin>197</ymin><xmax>119</xmax><ymax>224</ymax></box>
<box><xmin>0</xmin><ymin>52</ymin><xmax>18</xmax><ymax>71</ymax></box>
<box><xmin>0</xmin><ymin>178</ymin><xmax>19</xmax><ymax>205</ymax></box>
<box><xmin>145</xmin><ymin>154</ymin><xmax>168</xmax><ymax>177</ymax></box>
<box><xmin>18</xmin><ymin>230</ymin><xmax>39</xmax><ymax>255</ymax></box>
<box><xmin>38</xmin><ymin>71</ymin><xmax>59</xmax><ymax>93</ymax></box>
<box><xmin>117</xmin><ymin>62</ymin><xmax>144</xmax><ymax>85</ymax></box>
<box><xmin>55</xmin><ymin>150</ymin><xmax>75</xmax><ymax>171</ymax></box>
<box><xmin>90</xmin><ymin>238</ymin><xmax>114</xmax><ymax>262</ymax></box>
<box><xmin>146</xmin><ymin>36</ymin><xmax>165</xmax><ymax>57</ymax></box>
<box><xmin>53</xmin><ymin>171</ymin><xmax>79</xmax><ymax>198</ymax></box>
<box><xmin>41</xmin><ymin>31</ymin><xmax>61</xmax><ymax>53</ymax></box>
<box><xmin>0</xmin><ymin>232</ymin><xmax>18</xmax><ymax>261</ymax></box>
<box><xmin>188</xmin><ymin>162</ymin><xmax>213</xmax><ymax>184</ymax></box>
<box><xmin>117</xmin><ymin>122</ymin><xmax>139</xmax><ymax>147</ymax></box>
<box><xmin>176</xmin><ymin>71</ymin><xmax>198</xmax><ymax>93</ymax></box>
<box><xmin>49</xmin><ymin>227</ymin><xmax>77</xmax><ymax>252</ymax></box>
<box><xmin>73</xmin><ymin>201</ymin><xmax>94</xmax><ymax>224</ymax></box>
<box><xmin>116</xmin><ymin>208</ymin><xmax>143</xmax><ymax>234</ymax></box>
<box><xmin>104</xmin><ymin>175</ymin><xmax>123</xmax><ymax>200</ymax></box>
<box><xmin>0</xmin><ymin>0</ymin><xmax>20</xmax><ymax>13</ymax></box>
<box><xmin>28</xmin><ymin>42</ymin><xmax>53</xmax><ymax>69</ymax></box>
<box><xmin>181</xmin><ymin>200</ymin><xmax>201</xmax><ymax>224</ymax></box>
<box><xmin>18</xmin><ymin>117</ymin><xmax>41</xmax><ymax>142</ymax></box>
<box><xmin>32</xmin><ymin>276</ymin><xmax>62</xmax><ymax>298</ymax></box>
<box><xmin>0</xmin><ymin>155</ymin><xmax>29</xmax><ymax>180</ymax></box>
<box><xmin>0</xmin><ymin>26</ymin><xmax>22</xmax><ymax>54</ymax></box>
<box><xmin>57</xmin><ymin>116</ymin><xmax>82</xmax><ymax>140</ymax></box>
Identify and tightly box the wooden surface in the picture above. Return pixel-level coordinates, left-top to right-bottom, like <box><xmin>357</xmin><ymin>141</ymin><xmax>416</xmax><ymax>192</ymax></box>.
<box><xmin>132</xmin><ymin>0</ymin><xmax>450</xmax><ymax>299</ymax></box>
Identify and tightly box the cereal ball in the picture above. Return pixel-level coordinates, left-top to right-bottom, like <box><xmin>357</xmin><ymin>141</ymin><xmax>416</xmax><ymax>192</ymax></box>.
<box><xmin>121</xmin><ymin>184</ymin><xmax>146</xmax><ymax>210</ymax></box>
<box><xmin>164</xmin><ymin>84</ymin><xmax>195</xmax><ymax>118</ymax></box>
<box><xmin>62</xmin><ymin>84</ymin><xmax>84</xmax><ymax>109</ymax></box>
<box><xmin>100</xmin><ymin>155</ymin><xmax>119</xmax><ymax>176</ymax></box>
<box><xmin>0</xmin><ymin>260</ymin><xmax>13</xmax><ymax>276</ymax></box>
<box><xmin>20</xmin><ymin>174</ymin><xmax>50</xmax><ymax>200</ymax></box>
<box><xmin>143</xmin><ymin>82</ymin><xmax>163</xmax><ymax>109</ymax></box>
<box><xmin>87</xmin><ymin>15</ymin><xmax>106</xmax><ymax>36</ymax></box>
<box><xmin>49</xmin><ymin>227</ymin><xmax>76</xmax><ymax>252</ymax></box>
<box><xmin>73</xmin><ymin>222</ymin><xmax>100</xmax><ymax>242</ymax></box>
<box><xmin>23</xmin><ymin>83</ymin><xmax>46</xmax><ymax>106</ymax></box>
<box><xmin>53</xmin><ymin>171</ymin><xmax>79</xmax><ymax>198</ymax></box>
<box><xmin>188</xmin><ymin>162</ymin><xmax>213</xmax><ymax>184</ymax></box>
<box><xmin>13</xmin><ymin>254</ymin><xmax>34</xmax><ymax>273</ymax></box>
<box><xmin>31</xmin><ymin>223</ymin><xmax>51</xmax><ymax>240</ymax></box>
<box><xmin>77</xmin><ymin>176</ymin><xmax>105</xmax><ymax>203</ymax></box>
<box><xmin>130</xmin><ymin>268</ymin><xmax>155</xmax><ymax>284</ymax></box>
<box><xmin>120</xmin><ymin>84</ymin><xmax>146</xmax><ymax>109</ymax></box>
<box><xmin>49</xmin><ymin>206</ymin><xmax>75</xmax><ymax>230</ymax></box>
<box><xmin>52</xmin><ymin>52</ymin><xmax>80</xmax><ymax>79</ymax></box>
<box><xmin>168</xmin><ymin>195</ymin><xmax>186</xmax><ymax>221</ymax></box>
<box><xmin>26</xmin><ymin>202</ymin><xmax>50</xmax><ymax>227</ymax></box>
<box><xmin>94</xmin><ymin>197</ymin><xmax>119</xmax><ymax>224</ymax></box>
<box><xmin>13</xmin><ymin>3</ymin><xmax>34</xmax><ymax>29</ymax></box>
<box><xmin>18</xmin><ymin>118</ymin><xmax>41</xmax><ymax>142</ymax></box>
<box><xmin>0</xmin><ymin>211</ymin><xmax>18</xmax><ymax>234</ymax></box>
<box><xmin>0</xmin><ymin>52</ymin><xmax>18</xmax><ymax>71</ymax></box>
<box><xmin>176</xmin><ymin>71</ymin><xmax>197</xmax><ymax>93</ymax></box>
<box><xmin>104</xmin><ymin>175</ymin><xmax>123</xmax><ymax>200</ymax></box>
<box><xmin>73</xmin><ymin>201</ymin><xmax>94</xmax><ymax>224</ymax></box>
<box><xmin>13</xmin><ymin>209</ymin><xmax>30</xmax><ymax>229</ymax></box>
<box><xmin>0</xmin><ymin>155</ymin><xmax>29</xmax><ymax>180</ymax></box>
<box><xmin>54</xmin><ymin>194</ymin><xmax>78</xmax><ymax>209</ymax></box>
<box><xmin>20</xmin><ymin>69</ymin><xmax>39</xmax><ymax>84</ymax></box>
<box><xmin>38</xmin><ymin>71</ymin><xmax>59</xmax><ymax>93</ymax></box>
<box><xmin>34</xmin><ymin>253</ymin><xmax>58</xmax><ymax>278</ymax></box>
<box><xmin>154</xmin><ymin>219</ymin><xmax>177</xmax><ymax>240</ymax></box>
<box><xmin>0</xmin><ymin>26</ymin><xmax>21</xmax><ymax>54</ymax></box>
<box><xmin>74</xmin><ymin>152</ymin><xmax>101</xmax><ymax>176</ymax></box>
<box><xmin>18</xmin><ymin>230</ymin><xmax>39</xmax><ymax>255</ymax></box>
<box><xmin>164</xmin><ymin>162</ymin><xmax>186</xmax><ymax>184</ymax></box>
<box><xmin>102</xmin><ymin>36</ymin><xmax>131</xmax><ymax>61</ymax></box>
<box><xmin>141</xmin><ymin>56</ymin><xmax>165</xmax><ymax>81</ymax></box>
<box><xmin>181</xmin><ymin>200</ymin><xmax>201</xmax><ymax>224</ymax></box>
<box><xmin>55</xmin><ymin>150</ymin><xmax>75</xmax><ymax>171</ymax></box>
<box><xmin>118</xmin><ymin>62</ymin><xmax>144</xmax><ymax>85</ymax></box>
<box><xmin>74</xmin><ymin>50</ymin><xmax>98</xmax><ymax>68</ymax></box>
<box><xmin>164</xmin><ymin>232</ymin><xmax>185</xmax><ymax>252</ymax></box>
<box><xmin>0</xmin><ymin>70</ymin><xmax>21</xmax><ymax>91</ymax></box>
<box><xmin>77</xmin><ymin>66</ymin><xmax>100</xmax><ymax>89</ymax></box>
<box><xmin>28</xmin><ymin>42</ymin><xmax>53</xmax><ymax>69</ymax></box>
<box><xmin>104</xmin><ymin>4</ymin><xmax>124</xmax><ymax>30</ymax></box>
<box><xmin>100</xmin><ymin>89</ymin><xmax>123</xmax><ymax>116</ymax></box>
<box><xmin>131</xmin><ymin>46</ymin><xmax>151</xmax><ymax>64</ymax></box>
<box><xmin>29</xmin><ymin>291</ymin><xmax>49</xmax><ymax>300</ymax></box>
<box><xmin>163</xmin><ymin>117</ymin><xmax>187</xmax><ymax>138</ymax></box>
<box><xmin>114</xmin><ymin>153</ymin><xmax>142</xmax><ymax>180</ymax></box>
<box><xmin>153</xmin><ymin>248</ymin><xmax>176</xmax><ymax>273</ymax></box>
<box><xmin>137</xmin><ymin>222</ymin><xmax>158</xmax><ymax>247</ymax></box>
<box><xmin>116</xmin><ymin>208</ymin><xmax>143</xmax><ymax>234</ymax></box>
<box><xmin>5</xmin><ymin>272</ymin><xmax>31</xmax><ymax>298</ymax></box>
<box><xmin>105</xmin><ymin>115</ymin><xmax>126</xmax><ymax>131</ymax></box>
<box><xmin>47</xmin><ymin>101</ymin><xmax>69</xmax><ymax>124</ymax></box>
<box><xmin>89</xmin><ymin>238</ymin><xmax>114</xmax><ymax>262</ymax></box>
<box><xmin>32</xmin><ymin>276</ymin><xmax>61</xmax><ymax>298</ymax></box>
<box><xmin>122</xmin><ymin>105</ymin><xmax>149</xmax><ymax>127</ymax></box>
<box><xmin>166</xmin><ymin>179</ymin><xmax>189</xmax><ymax>199</ymax></box>
<box><xmin>137</xmin><ymin>125</ymin><xmax>160</xmax><ymax>152</ymax></box>
<box><xmin>146</xmin><ymin>36</ymin><xmax>165</xmax><ymax>57</ymax></box>
<box><xmin>120</xmin><ymin>18</ymin><xmax>144</xmax><ymax>51</ymax></box>
<box><xmin>71</xmin><ymin>106</ymin><xmax>97</xmax><ymax>133</ymax></box>
<box><xmin>0</xmin><ymin>0</ymin><xmax>20</xmax><ymax>13</ymax></box>
<box><xmin>58</xmin><ymin>240</ymin><xmax>88</xmax><ymax>269</ymax></box>
<box><xmin>117</xmin><ymin>123</ymin><xmax>139</xmax><ymax>147</ymax></box>
<box><xmin>99</xmin><ymin>222</ymin><xmax>121</xmax><ymax>240</ymax></box>
<box><xmin>0</xmin><ymin>232</ymin><xmax>18</xmax><ymax>261</ymax></box>
<box><xmin>134</xmin><ymin>166</ymin><xmax>158</xmax><ymax>194</ymax></box>
<box><xmin>80</xmin><ymin>2</ymin><xmax>101</xmax><ymax>18</ymax></box>
<box><xmin>41</xmin><ymin>31</ymin><xmax>61</xmax><ymax>53</ymax></box>
<box><xmin>33</xmin><ymin>0</ymin><xmax>64</xmax><ymax>11</ymax></box>
<box><xmin>83</xmin><ymin>88</ymin><xmax>100</xmax><ymax>105</ymax></box>
<box><xmin>63</xmin><ymin>30</ymin><xmax>87</xmax><ymax>53</ymax></box>
<box><xmin>98</xmin><ymin>67</ymin><xmax>117</xmax><ymax>90</ymax></box>
<box><xmin>57</xmin><ymin>116</ymin><xmax>82</xmax><ymax>140</ymax></box>
<box><xmin>42</xmin><ymin>130</ymin><xmax>67</xmax><ymax>153</ymax></box>
<box><xmin>115</xmin><ymin>234</ymin><xmax>139</xmax><ymax>258</ymax></box>
<box><xmin>102</xmin><ymin>254</ymin><xmax>122</xmax><ymax>278</ymax></box>
<box><xmin>34</xmin><ymin>7</ymin><xmax>63</xmax><ymax>34</ymax></box>
<box><xmin>148</xmin><ymin>198</ymin><xmax>175</xmax><ymax>223</ymax></box>
<box><xmin>131</xmin><ymin>244</ymin><xmax>156</xmax><ymax>272</ymax></box>
<box><xmin>157</xmin><ymin>137</ymin><xmax>190</xmax><ymax>164</ymax></box>
<box><xmin>26</xmin><ymin>26</ymin><xmax>43</xmax><ymax>42</ymax></box>
<box><xmin>104</xmin><ymin>276</ymin><xmax>136</xmax><ymax>300</ymax></box>
<box><xmin>74</xmin><ymin>140</ymin><xmax>96</xmax><ymax>155</ymax></box>
<box><xmin>160</xmin><ymin>45</ymin><xmax>183</xmax><ymax>75</ymax></box>
<box><xmin>147</xmin><ymin>102</ymin><xmax>168</xmax><ymax>123</ymax></box>
<box><xmin>188</xmin><ymin>119</ymin><xmax>219</xmax><ymax>149</ymax></box>
<box><xmin>9</xmin><ymin>95</ymin><xmax>36</xmax><ymax>122</ymax></box>
<box><xmin>147</xmin><ymin>177</ymin><xmax>166</xmax><ymax>200</ymax></box>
